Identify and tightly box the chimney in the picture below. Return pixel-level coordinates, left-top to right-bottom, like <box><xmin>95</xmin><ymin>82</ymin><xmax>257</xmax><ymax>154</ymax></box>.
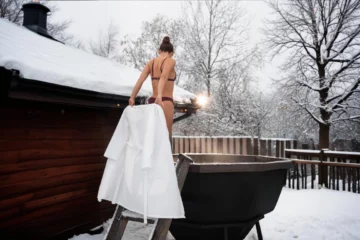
<box><xmin>22</xmin><ymin>1</ymin><xmax>58</xmax><ymax>42</ymax></box>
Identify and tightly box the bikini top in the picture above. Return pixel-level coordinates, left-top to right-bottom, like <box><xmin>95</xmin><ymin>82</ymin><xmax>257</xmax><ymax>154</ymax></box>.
<box><xmin>151</xmin><ymin>58</ymin><xmax>176</xmax><ymax>81</ymax></box>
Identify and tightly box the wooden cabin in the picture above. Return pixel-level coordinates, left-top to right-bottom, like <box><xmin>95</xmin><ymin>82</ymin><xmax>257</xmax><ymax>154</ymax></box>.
<box><xmin>0</xmin><ymin>3</ymin><xmax>198</xmax><ymax>239</ymax></box>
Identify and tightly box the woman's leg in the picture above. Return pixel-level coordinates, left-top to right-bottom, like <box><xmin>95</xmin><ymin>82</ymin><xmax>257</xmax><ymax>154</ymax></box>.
<box><xmin>162</xmin><ymin>100</ymin><xmax>174</xmax><ymax>136</ymax></box>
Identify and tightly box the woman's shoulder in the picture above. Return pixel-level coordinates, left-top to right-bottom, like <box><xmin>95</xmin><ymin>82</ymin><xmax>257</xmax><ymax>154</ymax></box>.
<box><xmin>165</xmin><ymin>57</ymin><xmax>176</xmax><ymax>66</ymax></box>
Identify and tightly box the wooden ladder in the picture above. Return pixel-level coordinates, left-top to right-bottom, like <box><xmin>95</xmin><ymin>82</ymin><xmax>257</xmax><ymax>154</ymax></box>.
<box><xmin>103</xmin><ymin>154</ymin><xmax>193</xmax><ymax>240</ymax></box>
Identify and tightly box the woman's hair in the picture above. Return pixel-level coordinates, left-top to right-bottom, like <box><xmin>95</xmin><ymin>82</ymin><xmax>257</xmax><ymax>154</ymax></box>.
<box><xmin>159</xmin><ymin>36</ymin><xmax>174</xmax><ymax>53</ymax></box>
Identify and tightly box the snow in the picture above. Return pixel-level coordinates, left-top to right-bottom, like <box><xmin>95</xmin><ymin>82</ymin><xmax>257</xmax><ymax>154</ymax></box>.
<box><xmin>286</xmin><ymin>149</ymin><xmax>321</xmax><ymax>154</ymax></box>
<box><xmin>69</xmin><ymin>188</ymin><xmax>360</xmax><ymax>240</ymax></box>
<box><xmin>0</xmin><ymin>19</ymin><xmax>195</xmax><ymax>103</ymax></box>
<box><xmin>325</xmin><ymin>150</ymin><xmax>360</xmax><ymax>156</ymax></box>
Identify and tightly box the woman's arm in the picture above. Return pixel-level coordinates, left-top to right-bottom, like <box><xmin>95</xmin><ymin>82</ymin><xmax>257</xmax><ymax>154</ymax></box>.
<box><xmin>129</xmin><ymin>61</ymin><xmax>151</xmax><ymax>106</ymax></box>
<box><xmin>157</xmin><ymin>58</ymin><xmax>176</xmax><ymax>98</ymax></box>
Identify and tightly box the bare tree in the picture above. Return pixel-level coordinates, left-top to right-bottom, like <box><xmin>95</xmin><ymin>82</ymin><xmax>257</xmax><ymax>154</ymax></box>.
<box><xmin>89</xmin><ymin>20</ymin><xmax>121</xmax><ymax>60</ymax></box>
<box><xmin>120</xmin><ymin>14</ymin><xmax>184</xmax><ymax>80</ymax></box>
<box><xmin>180</xmin><ymin>0</ymin><xmax>253</xmax><ymax>97</ymax></box>
<box><xmin>264</xmin><ymin>0</ymin><xmax>360</xmax><ymax>149</ymax></box>
<box><xmin>0</xmin><ymin>0</ymin><xmax>82</xmax><ymax>47</ymax></box>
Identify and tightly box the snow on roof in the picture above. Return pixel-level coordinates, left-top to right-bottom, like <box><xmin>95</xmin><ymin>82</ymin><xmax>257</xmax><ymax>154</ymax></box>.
<box><xmin>0</xmin><ymin>19</ymin><xmax>196</xmax><ymax>103</ymax></box>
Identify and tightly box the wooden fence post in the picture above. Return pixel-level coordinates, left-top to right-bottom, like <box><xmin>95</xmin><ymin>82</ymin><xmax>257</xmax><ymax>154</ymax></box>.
<box><xmin>275</xmin><ymin>140</ymin><xmax>280</xmax><ymax>158</ymax></box>
<box><xmin>253</xmin><ymin>137</ymin><xmax>259</xmax><ymax>155</ymax></box>
<box><xmin>319</xmin><ymin>150</ymin><xmax>324</xmax><ymax>187</ymax></box>
<box><xmin>267</xmin><ymin>140</ymin><xmax>272</xmax><ymax>157</ymax></box>
<box><xmin>319</xmin><ymin>149</ymin><xmax>328</xmax><ymax>188</ymax></box>
<box><xmin>247</xmin><ymin>138</ymin><xmax>253</xmax><ymax>155</ymax></box>
<box><xmin>260</xmin><ymin>139</ymin><xmax>267</xmax><ymax>156</ymax></box>
<box><xmin>293</xmin><ymin>140</ymin><xmax>298</xmax><ymax>149</ymax></box>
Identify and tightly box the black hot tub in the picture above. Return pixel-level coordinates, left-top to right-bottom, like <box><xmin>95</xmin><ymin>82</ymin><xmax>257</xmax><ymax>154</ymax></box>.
<box><xmin>170</xmin><ymin>154</ymin><xmax>292</xmax><ymax>240</ymax></box>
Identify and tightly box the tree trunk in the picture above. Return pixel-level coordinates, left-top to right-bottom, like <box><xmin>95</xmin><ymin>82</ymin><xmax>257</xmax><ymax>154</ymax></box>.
<box><xmin>318</xmin><ymin>64</ymin><xmax>330</xmax><ymax>149</ymax></box>
<box><xmin>319</xmin><ymin>123</ymin><xmax>330</xmax><ymax>149</ymax></box>
<box><xmin>318</xmin><ymin>64</ymin><xmax>330</xmax><ymax>187</ymax></box>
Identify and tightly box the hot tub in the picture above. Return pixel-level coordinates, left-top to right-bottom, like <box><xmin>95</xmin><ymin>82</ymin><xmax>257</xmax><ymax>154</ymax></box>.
<box><xmin>170</xmin><ymin>154</ymin><xmax>292</xmax><ymax>240</ymax></box>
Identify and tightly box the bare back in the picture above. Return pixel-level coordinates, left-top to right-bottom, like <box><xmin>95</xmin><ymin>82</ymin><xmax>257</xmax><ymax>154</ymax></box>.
<box><xmin>149</xmin><ymin>57</ymin><xmax>176</xmax><ymax>98</ymax></box>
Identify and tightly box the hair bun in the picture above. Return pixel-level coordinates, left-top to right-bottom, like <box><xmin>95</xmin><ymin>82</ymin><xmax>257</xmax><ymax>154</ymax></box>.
<box><xmin>162</xmin><ymin>36</ymin><xmax>170</xmax><ymax>44</ymax></box>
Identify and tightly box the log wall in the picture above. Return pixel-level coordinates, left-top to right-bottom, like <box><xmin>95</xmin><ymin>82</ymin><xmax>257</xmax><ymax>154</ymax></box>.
<box><xmin>0</xmin><ymin>100</ymin><xmax>120</xmax><ymax>239</ymax></box>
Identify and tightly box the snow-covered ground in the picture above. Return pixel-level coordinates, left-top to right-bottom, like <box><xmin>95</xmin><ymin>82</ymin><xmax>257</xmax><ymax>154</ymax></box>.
<box><xmin>69</xmin><ymin>188</ymin><xmax>360</xmax><ymax>240</ymax></box>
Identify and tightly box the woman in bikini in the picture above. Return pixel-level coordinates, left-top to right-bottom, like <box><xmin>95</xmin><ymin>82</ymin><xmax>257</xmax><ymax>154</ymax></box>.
<box><xmin>128</xmin><ymin>36</ymin><xmax>176</xmax><ymax>135</ymax></box>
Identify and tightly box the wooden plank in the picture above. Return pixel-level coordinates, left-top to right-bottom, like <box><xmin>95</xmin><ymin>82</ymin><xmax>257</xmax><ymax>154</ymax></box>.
<box><xmin>189</xmin><ymin>138</ymin><xmax>195</xmax><ymax>153</ymax></box>
<box><xmin>0</xmin><ymin>207</ymin><xmax>21</xmax><ymax>221</ymax></box>
<box><xmin>246</xmin><ymin>138</ymin><xmax>252</xmax><ymax>155</ymax></box>
<box><xmin>0</xmin><ymin>171</ymin><xmax>103</xmax><ymax>198</ymax></box>
<box><xmin>195</xmin><ymin>137</ymin><xmax>201</xmax><ymax>153</ymax></box>
<box><xmin>222</xmin><ymin>138</ymin><xmax>228</xmax><ymax>154</ymax></box>
<box><xmin>104</xmin><ymin>206</ymin><xmax>125</xmax><ymax>240</ymax></box>
<box><xmin>184</xmin><ymin>138</ymin><xmax>190</xmax><ymax>153</ymax></box>
<box><xmin>174</xmin><ymin>138</ymin><xmax>179</xmax><ymax>154</ymax></box>
<box><xmin>207</xmin><ymin>137</ymin><xmax>212</xmax><ymax>153</ymax></box>
<box><xmin>0</xmin><ymin>193</ymin><xmax>98</xmax><ymax>228</ymax></box>
<box><xmin>1</xmin><ymin>104</ymin><xmax>121</xmax><ymax>118</ymax></box>
<box><xmin>24</xmin><ymin>201</ymin><xmax>99</xmax><ymax>230</ymax></box>
<box><xmin>213</xmin><ymin>138</ymin><xmax>218</xmax><ymax>153</ymax></box>
<box><xmin>201</xmin><ymin>138</ymin><xmax>206</xmax><ymax>153</ymax></box>
<box><xmin>24</xmin><ymin>188</ymin><xmax>96</xmax><ymax>212</ymax></box>
<box><xmin>0</xmin><ymin>193</ymin><xmax>35</xmax><ymax>210</ymax></box>
<box><xmin>218</xmin><ymin>138</ymin><xmax>223</xmax><ymax>154</ymax></box>
<box><xmin>0</xmin><ymin>151</ymin><xmax>19</xmax><ymax>163</ymax></box>
<box><xmin>34</xmin><ymin>180</ymin><xmax>100</xmax><ymax>199</ymax></box>
<box><xmin>267</xmin><ymin>140</ymin><xmax>272</xmax><ymax>157</ymax></box>
<box><xmin>253</xmin><ymin>138</ymin><xmax>259</xmax><ymax>155</ymax></box>
<box><xmin>31</xmin><ymin>210</ymin><xmax>100</xmax><ymax>239</ymax></box>
<box><xmin>179</xmin><ymin>138</ymin><xmax>184</xmax><ymax>154</ymax></box>
<box><xmin>0</xmin><ymin>118</ymin><xmax>119</xmax><ymax>129</ymax></box>
<box><xmin>260</xmin><ymin>140</ymin><xmax>266</xmax><ymax>156</ymax></box>
<box><xmin>0</xmin><ymin>127</ymin><xmax>114</xmax><ymax>140</ymax></box>
<box><xmin>276</xmin><ymin>140</ymin><xmax>280</xmax><ymax>158</ymax></box>
<box><xmin>229</xmin><ymin>138</ymin><xmax>234</xmax><ymax>154</ymax></box>
<box><xmin>0</xmin><ymin>156</ymin><xmax>104</xmax><ymax>174</ymax></box>
<box><xmin>15</xmin><ymin>148</ymin><xmax>104</xmax><ymax>162</ymax></box>
<box><xmin>242</xmin><ymin>138</ymin><xmax>247</xmax><ymax>155</ymax></box>
<box><xmin>1</xmin><ymin>163</ymin><xmax>104</xmax><ymax>187</ymax></box>
<box><xmin>235</xmin><ymin>138</ymin><xmax>240</xmax><ymax>155</ymax></box>
<box><xmin>280</xmin><ymin>141</ymin><xmax>285</xmax><ymax>158</ymax></box>
<box><xmin>293</xmin><ymin>140</ymin><xmax>298</xmax><ymax>149</ymax></box>
<box><xmin>285</xmin><ymin>140</ymin><xmax>291</xmax><ymax>152</ymax></box>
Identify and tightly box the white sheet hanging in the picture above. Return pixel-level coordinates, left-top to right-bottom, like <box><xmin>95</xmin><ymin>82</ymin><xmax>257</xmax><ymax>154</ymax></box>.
<box><xmin>97</xmin><ymin>104</ymin><xmax>185</xmax><ymax>223</ymax></box>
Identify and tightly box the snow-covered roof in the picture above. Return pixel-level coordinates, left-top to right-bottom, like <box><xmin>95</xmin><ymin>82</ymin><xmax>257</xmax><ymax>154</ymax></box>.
<box><xmin>0</xmin><ymin>19</ymin><xmax>196</xmax><ymax>103</ymax></box>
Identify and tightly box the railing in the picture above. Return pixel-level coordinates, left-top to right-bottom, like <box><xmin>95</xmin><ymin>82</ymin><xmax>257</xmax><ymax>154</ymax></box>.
<box><xmin>285</xmin><ymin>149</ymin><xmax>360</xmax><ymax>194</ymax></box>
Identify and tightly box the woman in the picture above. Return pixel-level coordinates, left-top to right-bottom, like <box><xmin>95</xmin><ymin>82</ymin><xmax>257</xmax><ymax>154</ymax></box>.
<box><xmin>128</xmin><ymin>36</ymin><xmax>176</xmax><ymax>135</ymax></box>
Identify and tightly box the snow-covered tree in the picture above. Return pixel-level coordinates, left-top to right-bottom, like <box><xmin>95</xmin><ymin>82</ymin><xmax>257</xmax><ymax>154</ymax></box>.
<box><xmin>180</xmin><ymin>0</ymin><xmax>256</xmax><ymax>97</ymax></box>
<box><xmin>89</xmin><ymin>20</ymin><xmax>121</xmax><ymax>60</ymax></box>
<box><xmin>264</xmin><ymin>0</ymin><xmax>360</xmax><ymax>149</ymax></box>
<box><xmin>120</xmin><ymin>14</ymin><xmax>183</xmax><ymax>75</ymax></box>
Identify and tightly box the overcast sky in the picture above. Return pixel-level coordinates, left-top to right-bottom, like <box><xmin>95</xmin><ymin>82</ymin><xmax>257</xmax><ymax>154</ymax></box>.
<box><xmin>51</xmin><ymin>0</ymin><xmax>284</xmax><ymax>93</ymax></box>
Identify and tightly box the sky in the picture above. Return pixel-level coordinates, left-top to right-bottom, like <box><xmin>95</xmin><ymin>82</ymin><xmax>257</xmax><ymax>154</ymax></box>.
<box><xmin>51</xmin><ymin>0</ymin><xmax>284</xmax><ymax>93</ymax></box>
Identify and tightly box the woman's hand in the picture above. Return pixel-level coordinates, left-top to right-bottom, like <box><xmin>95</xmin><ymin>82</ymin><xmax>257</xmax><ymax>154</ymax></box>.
<box><xmin>155</xmin><ymin>96</ymin><xmax>164</xmax><ymax>108</ymax></box>
<box><xmin>128</xmin><ymin>97</ymin><xmax>135</xmax><ymax>107</ymax></box>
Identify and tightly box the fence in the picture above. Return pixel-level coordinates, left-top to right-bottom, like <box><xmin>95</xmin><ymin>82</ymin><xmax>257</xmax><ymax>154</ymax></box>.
<box><xmin>172</xmin><ymin>136</ymin><xmax>360</xmax><ymax>194</ymax></box>
<box><xmin>285</xmin><ymin>149</ymin><xmax>360</xmax><ymax>194</ymax></box>
<box><xmin>172</xmin><ymin>136</ymin><xmax>297</xmax><ymax>157</ymax></box>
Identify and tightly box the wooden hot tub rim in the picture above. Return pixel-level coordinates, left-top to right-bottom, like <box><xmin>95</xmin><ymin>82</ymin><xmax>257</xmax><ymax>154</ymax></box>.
<box><xmin>178</xmin><ymin>154</ymin><xmax>292</xmax><ymax>173</ymax></box>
